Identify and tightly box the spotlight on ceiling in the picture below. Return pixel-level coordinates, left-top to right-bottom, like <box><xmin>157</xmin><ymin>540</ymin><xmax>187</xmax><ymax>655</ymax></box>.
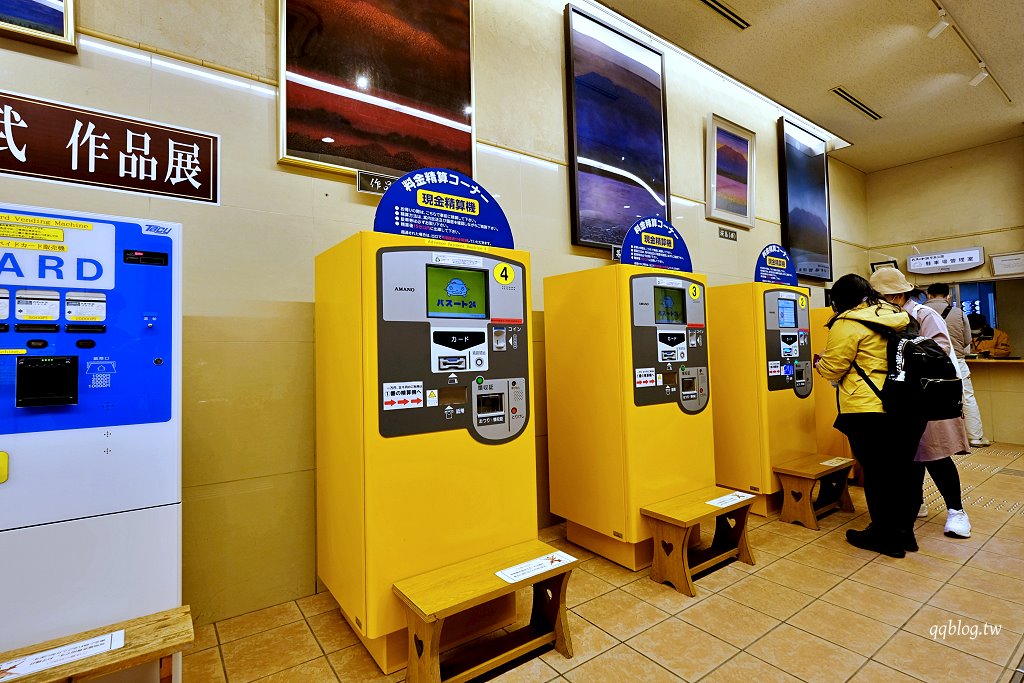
<box><xmin>969</xmin><ymin>63</ymin><xmax>989</xmax><ymax>86</ymax></box>
<box><xmin>927</xmin><ymin>9</ymin><xmax>950</xmax><ymax>39</ymax></box>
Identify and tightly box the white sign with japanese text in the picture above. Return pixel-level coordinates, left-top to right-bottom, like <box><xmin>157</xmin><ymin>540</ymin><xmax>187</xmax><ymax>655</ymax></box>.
<box><xmin>0</xmin><ymin>630</ymin><xmax>125</xmax><ymax>680</ymax></box>
<box><xmin>382</xmin><ymin>382</ymin><xmax>423</xmax><ymax>411</ymax></box>
<box><xmin>495</xmin><ymin>551</ymin><xmax>576</xmax><ymax>583</ymax></box>
<box><xmin>907</xmin><ymin>248</ymin><xmax>984</xmax><ymax>274</ymax></box>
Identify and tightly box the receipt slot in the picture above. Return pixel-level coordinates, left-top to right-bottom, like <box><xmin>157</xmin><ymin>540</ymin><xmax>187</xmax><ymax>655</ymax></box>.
<box><xmin>707</xmin><ymin>283</ymin><xmax>815</xmax><ymax>515</ymax></box>
<box><xmin>0</xmin><ymin>203</ymin><xmax>181</xmax><ymax>654</ymax></box>
<box><xmin>315</xmin><ymin>231</ymin><xmax>537</xmax><ymax>673</ymax></box>
<box><xmin>545</xmin><ymin>265</ymin><xmax>716</xmax><ymax>570</ymax></box>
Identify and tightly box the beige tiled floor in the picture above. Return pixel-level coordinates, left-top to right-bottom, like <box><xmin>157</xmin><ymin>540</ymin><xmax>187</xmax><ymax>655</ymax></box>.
<box><xmin>184</xmin><ymin>444</ymin><xmax>1024</xmax><ymax>682</ymax></box>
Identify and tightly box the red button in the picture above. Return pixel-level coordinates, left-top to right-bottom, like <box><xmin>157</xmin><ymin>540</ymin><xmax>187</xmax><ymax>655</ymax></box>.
<box><xmin>511</xmin><ymin>407</ymin><xmax>518</xmax><ymax>414</ymax></box>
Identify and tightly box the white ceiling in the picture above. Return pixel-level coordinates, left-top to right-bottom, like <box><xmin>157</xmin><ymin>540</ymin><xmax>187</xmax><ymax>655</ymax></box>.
<box><xmin>599</xmin><ymin>0</ymin><xmax>1024</xmax><ymax>173</ymax></box>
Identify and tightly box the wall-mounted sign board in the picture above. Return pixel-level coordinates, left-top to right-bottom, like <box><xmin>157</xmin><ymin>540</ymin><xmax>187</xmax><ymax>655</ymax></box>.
<box><xmin>991</xmin><ymin>251</ymin><xmax>1024</xmax><ymax>277</ymax></box>
<box><xmin>906</xmin><ymin>247</ymin><xmax>984</xmax><ymax>274</ymax></box>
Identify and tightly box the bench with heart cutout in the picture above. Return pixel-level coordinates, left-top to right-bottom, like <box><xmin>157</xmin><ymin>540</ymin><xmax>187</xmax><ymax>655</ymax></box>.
<box><xmin>0</xmin><ymin>606</ymin><xmax>193</xmax><ymax>683</ymax></box>
<box><xmin>773</xmin><ymin>456</ymin><xmax>856</xmax><ymax>530</ymax></box>
<box><xmin>392</xmin><ymin>539</ymin><xmax>575</xmax><ymax>683</ymax></box>
<box><xmin>640</xmin><ymin>485</ymin><xmax>755</xmax><ymax>597</ymax></box>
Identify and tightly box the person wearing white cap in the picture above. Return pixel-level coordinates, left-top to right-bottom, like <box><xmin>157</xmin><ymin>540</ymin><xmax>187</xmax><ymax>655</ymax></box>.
<box><xmin>869</xmin><ymin>267</ymin><xmax>972</xmax><ymax>540</ymax></box>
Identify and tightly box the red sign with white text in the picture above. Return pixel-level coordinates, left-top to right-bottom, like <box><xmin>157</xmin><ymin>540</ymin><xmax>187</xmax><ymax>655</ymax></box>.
<box><xmin>0</xmin><ymin>90</ymin><xmax>219</xmax><ymax>204</ymax></box>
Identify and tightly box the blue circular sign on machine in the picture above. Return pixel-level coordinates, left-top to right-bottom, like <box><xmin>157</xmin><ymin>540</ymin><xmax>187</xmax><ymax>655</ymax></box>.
<box><xmin>619</xmin><ymin>216</ymin><xmax>692</xmax><ymax>273</ymax></box>
<box><xmin>374</xmin><ymin>168</ymin><xmax>514</xmax><ymax>249</ymax></box>
<box><xmin>754</xmin><ymin>243</ymin><xmax>799</xmax><ymax>285</ymax></box>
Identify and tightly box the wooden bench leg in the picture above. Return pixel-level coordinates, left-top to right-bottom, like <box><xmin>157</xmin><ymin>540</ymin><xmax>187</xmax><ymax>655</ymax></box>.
<box><xmin>814</xmin><ymin>468</ymin><xmax>854</xmax><ymax>516</ymax></box>
<box><xmin>649</xmin><ymin>521</ymin><xmax>696</xmax><ymax>596</ymax></box>
<box><xmin>531</xmin><ymin>571</ymin><xmax>573</xmax><ymax>658</ymax></box>
<box><xmin>716</xmin><ymin>505</ymin><xmax>755</xmax><ymax>566</ymax></box>
<box><xmin>403</xmin><ymin>607</ymin><xmax>445</xmax><ymax>683</ymax></box>
<box><xmin>778</xmin><ymin>473</ymin><xmax>818</xmax><ymax>530</ymax></box>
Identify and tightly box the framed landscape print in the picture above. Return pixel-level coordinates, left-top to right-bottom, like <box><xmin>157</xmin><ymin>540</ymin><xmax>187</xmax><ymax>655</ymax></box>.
<box><xmin>778</xmin><ymin>117</ymin><xmax>832</xmax><ymax>281</ymax></box>
<box><xmin>565</xmin><ymin>6</ymin><xmax>670</xmax><ymax>250</ymax></box>
<box><xmin>279</xmin><ymin>0</ymin><xmax>473</xmax><ymax>177</ymax></box>
<box><xmin>0</xmin><ymin>0</ymin><xmax>76</xmax><ymax>52</ymax></box>
<box><xmin>705</xmin><ymin>113</ymin><xmax>755</xmax><ymax>229</ymax></box>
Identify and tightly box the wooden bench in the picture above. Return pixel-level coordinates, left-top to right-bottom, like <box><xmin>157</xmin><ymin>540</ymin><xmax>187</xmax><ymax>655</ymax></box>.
<box><xmin>641</xmin><ymin>486</ymin><xmax>755</xmax><ymax>597</ymax></box>
<box><xmin>0</xmin><ymin>606</ymin><xmax>193</xmax><ymax>683</ymax></box>
<box><xmin>774</xmin><ymin>456</ymin><xmax>856</xmax><ymax>530</ymax></box>
<box><xmin>393</xmin><ymin>539</ymin><xmax>575</xmax><ymax>683</ymax></box>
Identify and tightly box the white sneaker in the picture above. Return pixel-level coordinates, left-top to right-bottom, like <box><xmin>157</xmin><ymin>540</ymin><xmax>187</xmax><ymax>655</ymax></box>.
<box><xmin>945</xmin><ymin>509</ymin><xmax>972</xmax><ymax>538</ymax></box>
<box><xmin>917</xmin><ymin>504</ymin><xmax>929</xmax><ymax>518</ymax></box>
<box><xmin>970</xmin><ymin>439</ymin><xmax>991</xmax><ymax>448</ymax></box>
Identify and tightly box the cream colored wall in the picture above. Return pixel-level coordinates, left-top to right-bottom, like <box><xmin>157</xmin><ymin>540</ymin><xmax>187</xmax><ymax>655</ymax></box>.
<box><xmin>0</xmin><ymin>0</ymin><xmax>867</xmax><ymax>625</ymax></box>
<box><xmin>864</xmin><ymin>136</ymin><xmax>1024</xmax><ymax>442</ymax></box>
<box><xmin>865</xmin><ymin>136</ymin><xmax>1024</xmax><ymax>283</ymax></box>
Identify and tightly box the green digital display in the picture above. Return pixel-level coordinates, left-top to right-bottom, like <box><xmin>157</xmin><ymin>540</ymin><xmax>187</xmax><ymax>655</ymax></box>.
<box><xmin>426</xmin><ymin>265</ymin><xmax>489</xmax><ymax>319</ymax></box>
<box><xmin>654</xmin><ymin>286</ymin><xmax>685</xmax><ymax>325</ymax></box>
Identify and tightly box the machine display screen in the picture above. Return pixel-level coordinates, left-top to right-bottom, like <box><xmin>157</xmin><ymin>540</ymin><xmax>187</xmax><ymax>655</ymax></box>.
<box><xmin>654</xmin><ymin>286</ymin><xmax>685</xmax><ymax>325</ymax></box>
<box><xmin>16</xmin><ymin>356</ymin><xmax>79</xmax><ymax>407</ymax></box>
<box><xmin>778</xmin><ymin>299</ymin><xmax>797</xmax><ymax>328</ymax></box>
<box><xmin>426</xmin><ymin>266</ymin><xmax>488</xmax><ymax>320</ymax></box>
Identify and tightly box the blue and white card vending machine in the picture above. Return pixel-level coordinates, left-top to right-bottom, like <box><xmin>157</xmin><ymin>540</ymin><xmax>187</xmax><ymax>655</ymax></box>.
<box><xmin>0</xmin><ymin>203</ymin><xmax>181</xmax><ymax>657</ymax></box>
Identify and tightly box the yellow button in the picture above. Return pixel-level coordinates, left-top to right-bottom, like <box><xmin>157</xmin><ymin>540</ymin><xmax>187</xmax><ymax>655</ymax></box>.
<box><xmin>493</xmin><ymin>263</ymin><xmax>516</xmax><ymax>285</ymax></box>
<box><xmin>0</xmin><ymin>451</ymin><xmax>8</xmax><ymax>485</ymax></box>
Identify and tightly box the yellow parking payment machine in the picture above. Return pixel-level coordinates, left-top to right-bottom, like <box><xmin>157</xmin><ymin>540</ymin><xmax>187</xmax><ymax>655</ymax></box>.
<box><xmin>546</xmin><ymin>264</ymin><xmax>716</xmax><ymax>569</ymax></box>
<box><xmin>315</xmin><ymin>231</ymin><xmax>537</xmax><ymax>672</ymax></box>
<box><xmin>707</xmin><ymin>282</ymin><xmax>816</xmax><ymax>515</ymax></box>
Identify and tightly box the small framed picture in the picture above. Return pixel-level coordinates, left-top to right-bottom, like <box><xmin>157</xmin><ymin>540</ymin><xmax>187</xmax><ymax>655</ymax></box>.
<box><xmin>0</xmin><ymin>0</ymin><xmax>76</xmax><ymax>52</ymax></box>
<box><xmin>870</xmin><ymin>260</ymin><xmax>898</xmax><ymax>272</ymax></box>
<box><xmin>705</xmin><ymin>113</ymin><xmax>755</xmax><ymax>229</ymax></box>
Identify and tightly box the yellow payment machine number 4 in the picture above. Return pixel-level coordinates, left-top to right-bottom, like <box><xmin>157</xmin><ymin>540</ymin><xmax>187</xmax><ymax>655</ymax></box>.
<box><xmin>315</xmin><ymin>232</ymin><xmax>537</xmax><ymax>673</ymax></box>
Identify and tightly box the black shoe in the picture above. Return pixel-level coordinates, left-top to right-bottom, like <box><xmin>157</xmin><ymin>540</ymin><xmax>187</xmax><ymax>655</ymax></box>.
<box><xmin>903</xmin><ymin>531</ymin><xmax>919</xmax><ymax>553</ymax></box>
<box><xmin>846</xmin><ymin>528</ymin><xmax>906</xmax><ymax>558</ymax></box>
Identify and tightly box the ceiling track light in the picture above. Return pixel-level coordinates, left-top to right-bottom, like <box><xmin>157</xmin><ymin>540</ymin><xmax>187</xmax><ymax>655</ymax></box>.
<box><xmin>928</xmin><ymin>3</ymin><xmax>1012</xmax><ymax>103</ymax></box>
<box><xmin>927</xmin><ymin>9</ymin><xmax>950</xmax><ymax>39</ymax></box>
<box><xmin>969</xmin><ymin>62</ymin><xmax>989</xmax><ymax>87</ymax></box>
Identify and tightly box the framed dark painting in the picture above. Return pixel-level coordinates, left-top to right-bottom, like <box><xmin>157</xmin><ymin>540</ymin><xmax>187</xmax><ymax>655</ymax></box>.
<box><xmin>778</xmin><ymin>117</ymin><xmax>832</xmax><ymax>281</ymax></box>
<box><xmin>565</xmin><ymin>6</ymin><xmax>670</xmax><ymax>250</ymax></box>
<box><xmin>279</xmin><ymin>0</ymin><xmax>473</xmax><ymax>177</ymax></box>
<box><xmin>0</xmin><ymin>0</ymin><xmax>76</xmax><ymax>52</ymax></box>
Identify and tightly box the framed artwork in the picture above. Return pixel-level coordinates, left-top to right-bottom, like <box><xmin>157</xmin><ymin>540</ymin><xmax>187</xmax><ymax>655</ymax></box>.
<box><xmin>705</xmin><ymin>113</ymin><xmax>755</xmax><ymax>229</ymax></box>
<box><xmin>778</xmin><ymin>117</ymin><xmax>832</xmax><ymax>281</ymax></box>
<box><xmin>0</xmin><ymin>0</ymin><xmax>76</xmax><ymax>52</ymax></box>
<box><xmin>565</xmin><ymin>6</ymin><xmax>670</xmax><ymax>250</ymax></box>
<box><xmin>870</xmin><ymin>260</ymin><xmax>898</xmax><ymax>272</ymax></box>
<box><xmin>278</xmin><ymin>0</ymin><xmax>473</xmax><ymax>177</ymax></box>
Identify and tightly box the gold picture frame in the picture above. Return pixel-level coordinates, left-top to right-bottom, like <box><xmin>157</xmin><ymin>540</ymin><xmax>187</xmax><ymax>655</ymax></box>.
<box><xmin>0</xmin><ymin>0</ymin><xmax>76</xmax><ymax>52</ymax></box>
<box><xmin>276</xmin><ymin>0</ymin><xmax>475</xmax><ymax>179</ymax></box>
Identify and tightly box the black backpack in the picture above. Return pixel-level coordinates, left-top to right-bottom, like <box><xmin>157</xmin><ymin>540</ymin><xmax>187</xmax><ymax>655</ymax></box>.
<box><xmin>850</xmin><ymin>312</ymin><xmax>963</xmax><ymax>421</ymax></box>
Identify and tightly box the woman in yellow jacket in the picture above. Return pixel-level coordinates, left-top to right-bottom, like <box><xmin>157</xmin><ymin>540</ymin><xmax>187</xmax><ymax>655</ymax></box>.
<box><xmin>814</xmin><ymin>274</ymin><xmax>927</xmax><ymax>557</ymax></box>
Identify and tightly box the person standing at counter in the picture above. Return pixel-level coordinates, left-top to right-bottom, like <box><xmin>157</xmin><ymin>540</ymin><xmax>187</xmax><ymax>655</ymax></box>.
<box><xmin>871</xmin><ymin>269</ymin><xmax>972</xmax><ymax>540</ymax></box>
<box><xmin>815</xmin><ymin>274</ymin><xmax>922</xmax><ymax>557</ymax></box>
<box><xmin>968</xmin><ymin>313</ymin><xmax>1011</xmax><ymax>358</ymax></box>
<box><xmin>926</xmin><ymin>284</ymin><xmax>990</xmax><ymax>448</ymax></box>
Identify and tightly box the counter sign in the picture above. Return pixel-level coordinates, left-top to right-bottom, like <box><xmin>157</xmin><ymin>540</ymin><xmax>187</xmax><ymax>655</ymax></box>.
<box><xmin>620</xmin><ymin>216</ymin><xmax>692</xmax><ymax>273</ymax></box>
<box><xmin>375</xmin><ymin>168</ymin><xmax>513</xmax><ymax>248</ymax></box>
<box><xmin>754</xmin><ymin>243</ymin><xmax>798</xmax><ymax>285</ymax></box>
